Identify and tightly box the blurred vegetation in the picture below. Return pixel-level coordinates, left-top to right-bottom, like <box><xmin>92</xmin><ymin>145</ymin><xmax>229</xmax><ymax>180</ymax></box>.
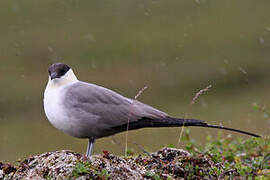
<box><xmin>182</xmin><ymin>130</ymin><xmax>270</xmax><ymax>179</ymax></box>
<box><xmin>71</xmin><ymin>134</ymin><xmax>270</xmax><ymax>179</ymax></box>
<box><xmin>0</xmin><ymin>0</ymin><xmax>269</xmax><ymax>162</ymax></box>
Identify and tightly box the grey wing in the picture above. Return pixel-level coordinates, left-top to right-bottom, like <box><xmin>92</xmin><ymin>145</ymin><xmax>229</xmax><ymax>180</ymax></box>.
<box><xmin>63</xmin><ymin>81</ymin><xmax>167</xmax><ymax>138</ymax></box>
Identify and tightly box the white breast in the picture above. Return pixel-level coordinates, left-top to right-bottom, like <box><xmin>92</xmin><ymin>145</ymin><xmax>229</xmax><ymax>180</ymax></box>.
<box><xmin>44</xmin><ymin>84</ymin><xmax>73</xmax><ymax>134</ymax></box>
<box><xmin>43</xmin><ymin>68</ymin><xmax>94</xmax><ymax>138</ymax></box>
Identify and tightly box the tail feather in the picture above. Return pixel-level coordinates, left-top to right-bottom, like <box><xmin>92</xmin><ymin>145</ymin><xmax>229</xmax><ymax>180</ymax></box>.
<box><xmin>197</xmin><ymin>124</ymin><xmax>261</xmax><ymax>137</ymax></box>
<box><xmin>112</xmin><ymin>116</ymin><xmax>260</xmax><ymax>138</ymax></box>
<box><xmin>158</xmin><ymin>117</ymin><xmax>261</xmax><ymax>137</ymax></box>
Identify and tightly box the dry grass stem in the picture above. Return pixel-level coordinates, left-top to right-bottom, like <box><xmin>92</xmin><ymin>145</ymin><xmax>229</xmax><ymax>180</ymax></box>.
<box><xmin>125</xmin><ymin>86</ymin><xmax>148</xmax><ymax>156</ymax></box>
<box><xmin>135</xmin><ymin>86</ymin><xmax>148</xmax><ymax>100</ymax></box>
<box><xmin>191</xmin><ymin>85</ymin><xmax>212</xmax><ymax>105</ymax></box>
<box><xmin>178</xmin><ymin>84</ymin><xmax>212</xmax><ymax>147</ymax></box>
<box><xmin>239</xmin><ymin>66</ymin><xmax>247</xmax><ymax>74</ymax></box>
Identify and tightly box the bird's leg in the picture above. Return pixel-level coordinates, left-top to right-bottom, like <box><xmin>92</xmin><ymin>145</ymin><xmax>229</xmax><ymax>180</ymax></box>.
<box><xmin>86</xmin><ymin>137</ymin><xmax>95</xmax><ymax>157</ymax></box>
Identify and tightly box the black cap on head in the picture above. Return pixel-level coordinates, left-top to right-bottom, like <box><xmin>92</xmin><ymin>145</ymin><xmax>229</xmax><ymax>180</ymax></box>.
<box><xmin>48</xmin><ymin>63</ymin><xmax>70</xmax><ymax>80</ymax></box>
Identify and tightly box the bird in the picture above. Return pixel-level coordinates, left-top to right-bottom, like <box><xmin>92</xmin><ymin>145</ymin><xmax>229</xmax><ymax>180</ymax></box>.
<box><xmin>43</xmin><ymin>63</ymin><xmax>260</xmax><ymax>157</ymax></box>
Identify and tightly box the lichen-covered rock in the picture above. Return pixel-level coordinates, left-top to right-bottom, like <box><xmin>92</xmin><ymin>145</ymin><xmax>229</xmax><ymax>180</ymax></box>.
<box><xmin>12</xmin><ymin>150</ymin><xmax>82</xmax><ymax>179</ymax></box>
<box><xmin>1</xmin><ymin>148</ymin><xmax>191</xmax><ymax>180</ymax></box>
<box><xmin>1</xmin><ymin>147</ymin><xmax>268</xmax><ymax>179</ymax></box>
<box><xmin>0</xmin><ymin>162</ymin><xmax>16</xmax><ymax>180</ymax></box>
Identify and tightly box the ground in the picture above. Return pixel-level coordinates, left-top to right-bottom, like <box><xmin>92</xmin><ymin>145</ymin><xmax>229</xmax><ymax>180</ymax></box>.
<box><xmin>0</xmin><ymin>136</ymin><xmax>269</xmax><ymax>180</ymax></box>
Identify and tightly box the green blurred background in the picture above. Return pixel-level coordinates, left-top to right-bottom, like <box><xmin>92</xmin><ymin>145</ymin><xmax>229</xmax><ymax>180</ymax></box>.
<box><xmin>0</xmin><ymin>0</ymin><xmax>269</xmax><ymax>162</ymax></box>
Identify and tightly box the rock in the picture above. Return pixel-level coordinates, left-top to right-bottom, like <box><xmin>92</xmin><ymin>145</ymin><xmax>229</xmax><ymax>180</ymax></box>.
<box><xmin>0</xmin><ymin>147</ymin><xmax>241</xmax><ymax>179</ymax></box>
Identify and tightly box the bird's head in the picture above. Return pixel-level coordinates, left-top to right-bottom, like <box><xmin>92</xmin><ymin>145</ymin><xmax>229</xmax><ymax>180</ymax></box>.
<box><xmin>47</xmin><ymin>63</ymin><xmax>78</xmax><ymax>87</ymax></box>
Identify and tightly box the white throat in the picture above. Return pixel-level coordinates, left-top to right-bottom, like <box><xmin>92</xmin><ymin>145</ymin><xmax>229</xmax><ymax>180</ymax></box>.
<box><xmin>47</xmin><ymin>69</ymin><xmax>78</xmax><ymax>89</ymax></box>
